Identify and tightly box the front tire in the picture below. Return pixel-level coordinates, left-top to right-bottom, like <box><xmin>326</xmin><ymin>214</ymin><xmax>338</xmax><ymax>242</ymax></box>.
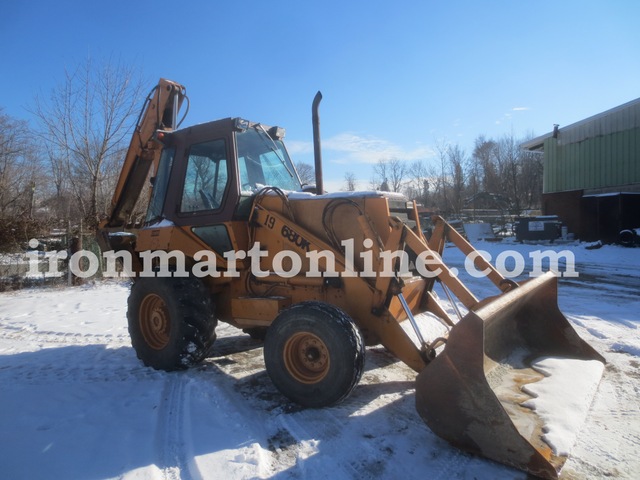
<box><xmin>264</xmin><ymin>302</ymin><xmax>365</xmax><ymax>408</ymax></box>
<box><xmin>127</xmin><ymin>277</ymin><xmax>216</xmax><ymax>371</ymax></box>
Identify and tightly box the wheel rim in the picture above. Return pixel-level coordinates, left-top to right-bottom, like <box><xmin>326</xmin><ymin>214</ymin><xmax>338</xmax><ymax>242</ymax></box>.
<box><xmin>139</xmin><ymin>293</ymin><xmax>171</xmax><ymax>350</ymax></box>
<box><xmin>283</xmin><ymin>332</ymin><xmax>330</xmax><ymax>384</ymax></box>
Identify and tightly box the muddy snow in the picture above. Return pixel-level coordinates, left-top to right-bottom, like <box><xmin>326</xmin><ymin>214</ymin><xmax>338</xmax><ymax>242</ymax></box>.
<box><xmin>1</xmin><ymin>240</ymin><xmax>639</xmax><ymax>479</ymax></box>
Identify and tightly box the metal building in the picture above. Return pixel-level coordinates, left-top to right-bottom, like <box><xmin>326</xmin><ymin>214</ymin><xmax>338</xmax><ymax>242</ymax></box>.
<box><xmin>522</xmin><ymin>98</ymin><xmax>640</xmax><ymax>243</ymax></box>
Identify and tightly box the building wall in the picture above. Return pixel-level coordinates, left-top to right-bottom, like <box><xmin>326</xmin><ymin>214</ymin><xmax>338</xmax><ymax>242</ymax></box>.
<box><xmin>541</xmin><ymin>190</ymin><xmax>583</xmax><ymax>237</ymax></box>
<box><xmin>543</xmin><ymin>126</ymin><xmax>640</xmax><ymax>194</ymax></box>
<box><xmin>543</xmin><ymin>190</ymin><xmax>640</xmax><ymax>242</ymax></box>
<box><xmin>529</xmin><ymin>98</ymin><xmax>640</xmax><ymax>242</ymax></box>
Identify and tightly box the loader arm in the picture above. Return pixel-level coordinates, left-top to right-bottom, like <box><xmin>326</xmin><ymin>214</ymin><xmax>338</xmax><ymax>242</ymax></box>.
<box><xmin>103</xmin><ymin>79</ymin><xmax>187</xmax><ymax>229</ymax></box>
<box><xmin>265</xmin><ymin>195</ymin><xmax>605</xmax><ymax>479</ymax></box>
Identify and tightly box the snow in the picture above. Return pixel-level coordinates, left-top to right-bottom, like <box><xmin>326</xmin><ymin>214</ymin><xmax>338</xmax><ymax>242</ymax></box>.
<box><xmin>287</xmin><ymin>190</ymin><xmax>407</xmax><ymax>200</ymax></box>
<box><xmin>521</xmin><ymin>358</ymin><xmax>605</xmax><ymax>456</ymax></box>
<box><xmin>462</xmin><ymin>222</ymin><xmax>496</xmax><ymax>242</ymax></box>
<box><xmin>1</xmin><ymin>241</ymin><xmax>639</xmax><ymax>479</ymax></box>
<box><xmin>143</xmin><ymin>219</ymin><xmax>175</xmax><ymax>228</ymax></box>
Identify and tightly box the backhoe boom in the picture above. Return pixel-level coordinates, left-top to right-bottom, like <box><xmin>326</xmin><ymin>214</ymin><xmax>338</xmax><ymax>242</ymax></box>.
<box><xmin>104</xmin><ymin>79</ymin><xmax>186</xmax><ymax>229</ymax></box>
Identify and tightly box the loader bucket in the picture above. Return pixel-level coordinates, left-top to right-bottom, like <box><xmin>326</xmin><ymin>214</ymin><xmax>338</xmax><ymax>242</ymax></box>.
<box><xmin>415</xmin><ymin>272</ymin><xmax>605</xmax><ymax>479</ymax></box>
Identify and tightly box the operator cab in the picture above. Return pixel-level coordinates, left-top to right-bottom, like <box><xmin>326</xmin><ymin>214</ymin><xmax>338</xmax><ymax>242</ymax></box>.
<box><xmin>146</xmin><ymin>117</ymin><xmax>302</xmax><ymax>228</ymax></box>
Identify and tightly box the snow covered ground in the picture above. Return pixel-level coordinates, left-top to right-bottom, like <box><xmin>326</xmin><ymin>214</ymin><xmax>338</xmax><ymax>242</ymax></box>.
<box><xmin>1</xmin><ymin>240</ymin><xmax>639</xmax><ymax>479</ymax></box>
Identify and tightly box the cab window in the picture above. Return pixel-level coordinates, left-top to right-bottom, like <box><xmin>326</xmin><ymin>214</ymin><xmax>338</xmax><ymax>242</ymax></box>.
<box><xmin>236</xmin><ymin>127</ymin><xmax>301</xmax><ymax>193</ymax></box>
<box><xmin>180</xmin><ymin>139</ymin><xmax>228</xmax><ymax>212</ymax></box>
<box><xmin>145</xmin><ymin>146</ymin><xmax>175</xmax><ymax>223</ymax></box>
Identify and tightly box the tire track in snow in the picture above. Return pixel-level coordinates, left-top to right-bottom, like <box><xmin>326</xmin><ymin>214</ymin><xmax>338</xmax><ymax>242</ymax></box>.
<box><xmin>266</xmin><ymin>408</ymin><xmax>361</xmax><ymax>479</ymax></box>
<box><xmin>204</xmin><ymin>331</ymin><xmax>525</xmax><ymax>479</ymax></box>
<box><xmin>0</xmin><ymin>322</ymin><xmax>128</xmax><ymax>346</ymax></box>
<box><xmin>224</xmin><ymin>342</ymin><xmax>482</xmax><ymax>479</ymax></box>
<box><xmin>156</xmin><ymin>375</ymin><xmax>197</xmax><ymax>480</ymax></box>
<box><xmin>0</xmin><ymin>326</ymin><xmax>160</xmax><ymax>386</ymax></box>
<box><xmin>0</xmin><ymin>360</ymin><xmax>163</xmax><ymax>385</ymax></box>
<box><xmin>260</xmin><ymin>382</ymin><xmax>420</xmax><ymax>478</ymax></box>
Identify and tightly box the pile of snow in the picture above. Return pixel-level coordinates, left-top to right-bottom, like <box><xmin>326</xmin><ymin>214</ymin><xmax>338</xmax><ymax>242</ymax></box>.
<box><xmin>522</xmin><ymin>357</ymin><xmax>605</xmax><ymax>456</ymax></box>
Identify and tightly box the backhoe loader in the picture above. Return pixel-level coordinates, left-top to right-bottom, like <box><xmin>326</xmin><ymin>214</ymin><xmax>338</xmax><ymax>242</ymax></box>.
<box><xmin>98</xmin><ymin>79</ymin><xmax>605</xmax><ymax>479</ymax></box>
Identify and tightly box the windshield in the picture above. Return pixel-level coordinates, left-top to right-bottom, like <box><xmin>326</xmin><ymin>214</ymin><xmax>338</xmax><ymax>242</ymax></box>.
<box><xmin>236</xmin><ymin>127</ymin><xmax>302</xmax><ymax>193</ymax></box>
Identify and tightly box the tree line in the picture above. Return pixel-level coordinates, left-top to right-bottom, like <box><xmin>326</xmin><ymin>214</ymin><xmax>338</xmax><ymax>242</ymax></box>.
<box><xmin>333</xmin><ymin>132</ymin><xmax>543</xmax><ymax>218</ymax></box>
<box><xmin>0</xmin><ymin>58</ymin><xmax>543</xmax><ymax>252</ymax></box>
<box><xmin>0</xmin><ymin>59</ymin><xmax>145</xmax><ymax>251</ymax></box>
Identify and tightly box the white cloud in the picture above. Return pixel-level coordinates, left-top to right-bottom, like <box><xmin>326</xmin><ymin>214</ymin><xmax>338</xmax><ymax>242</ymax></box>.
<box><xmin>285</xmin><ymin>140</ymin><xmax>314</xmax><ymax>155</ymax></box>
<box><xmin>320</xmin><ymin>178</ymin><xmax>349</xmax><ymax>193</ymax></box>
<box><xmin>494</xmin><ymin>106</ymin><xmax>529</xmax><ymax>126</ymax></box>
<box><xmin>323</xmin><ymin>132</ymin><xmax>434</xmax><ymax>164</ymax></box>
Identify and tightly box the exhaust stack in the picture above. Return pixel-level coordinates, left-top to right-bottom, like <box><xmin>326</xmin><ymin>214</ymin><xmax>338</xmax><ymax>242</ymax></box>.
<box><xmin>312</xmin><ymin>91</ymin><xmax>323</xmax><ymax>194</ymax></box>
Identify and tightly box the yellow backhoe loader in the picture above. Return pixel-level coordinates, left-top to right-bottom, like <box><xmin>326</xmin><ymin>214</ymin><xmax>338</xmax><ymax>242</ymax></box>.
<box><xmin>98</xmin><ymin>79</ymin><xmax>605</xmax><ymax>479</ymax></box>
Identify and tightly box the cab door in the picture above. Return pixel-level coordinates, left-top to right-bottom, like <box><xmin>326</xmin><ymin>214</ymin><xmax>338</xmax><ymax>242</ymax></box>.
<box><xmin>164</xmin><ymin>119</ymin><xmax>240</xmax><ymax>255</ymax></box>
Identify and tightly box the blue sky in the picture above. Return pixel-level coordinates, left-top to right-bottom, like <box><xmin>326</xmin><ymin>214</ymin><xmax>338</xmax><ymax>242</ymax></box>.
<box><xmin>2</xmin><ymin>1</ymin><xmax>639</xmax><ymax>191</ymax></box>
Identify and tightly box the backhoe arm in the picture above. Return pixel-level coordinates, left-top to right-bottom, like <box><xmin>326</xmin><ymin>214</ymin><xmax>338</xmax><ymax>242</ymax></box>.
<box><xmin>104</xmin><ymin>79</ymin><xmax>187</xmax><ymax>228</ymax></box>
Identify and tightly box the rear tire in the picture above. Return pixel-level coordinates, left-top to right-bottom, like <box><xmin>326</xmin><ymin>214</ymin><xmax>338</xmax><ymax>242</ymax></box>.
<box><xmin>264</xmin><ymin>301</ymin><xmax>365</xmax><ymax>408</ymax></box>
<box><xmin>128</xmin><ymin>277</ymin><xmax>216</xmax><ymax>371</ymax></box>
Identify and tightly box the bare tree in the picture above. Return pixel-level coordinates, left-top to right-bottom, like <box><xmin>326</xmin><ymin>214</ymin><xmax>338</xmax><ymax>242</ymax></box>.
<box><xmin>0</xmin><ymin>110</ymin><xmax>35</xmax><ymax>217</ymax></box>
<box><xmin>447</xmin><ymin>144</ymin><xmax>467</xmax><ymax>214</ymax></box>
<box><xmin>519</xmin><ymin>144</ymin><xmax>543</xmax><ymax>209</ymax></box>
<box><xmin>405</xmin><ymin>160</ymin><xmax>430</xmax><ymax>206</ymax></box>
<box><xmin>294</xmin><ymin>161</ymin><xmax>315</xmax><ymax>185</ymax></box>
<box><xmin>494</xmin><ymin>133</ymin><xmax>523</xmax><ymax>214</ymax></box>
<box><xmin>432</xmin><ymin>141</ymin><xmax>450</xmax><ymax>212</ymax></box>
<box><xmin>371</xmin><ymin>159</ymin><xmax>388</xmax><ymax>190</ymax></box>
<box><xmin>372</xmin><ymin>158</ymin><xmax>406</xmax><ymax>193</ymax></box>
<box><xmin>469</xmin><ymin>133</ymin><xmax>543</xmax><ymax>215</ymax></box>
<box><xmin>343</xmin><ymin>171</ymin><xmax>357</xmax><ymax>191</ymax></box>
<box><xmin>466</xmin><ymin>142</ymin><xmax>482</xmax><ymax>210</ymax></box>
<box><xmin>32</xmin><ymin>57</ymin><xmax>144</xmax><ymax>228</ymax></box>
<box><xmin>0</xmin><ymin>109</ymin><xmax>50</xmax><ymax>250</ymax></box>
<box><xmin>472</xmin><ymin>136</ymin><xmax>500</xmax><ymax>194</ymax></box>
